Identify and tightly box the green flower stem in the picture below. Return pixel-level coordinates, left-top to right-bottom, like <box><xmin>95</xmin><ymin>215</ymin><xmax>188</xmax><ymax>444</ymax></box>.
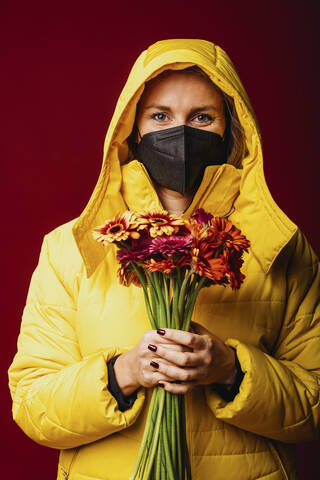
<box><xmin>182</xmin><ymin>276</ymin><xmax>206</xmax><ymax>331</ymax></box>
<box><xmin>165</xmin><ymin>390</ymin><xmax>171</xmax><ymax>453</ymax></box>
<box><xmin>145</xmin><ymin>270</ymin><xmax>159</xmax><ymax>302</ymax></box>
<box><xmin>154</xmin><ymin>444</ymin><xmax>161</xmax><ymax>479</ymax></box>
<box><xmin>130</xmin><ymin>265</ymin><xmax>197</xmax><ymax>480</ymax></box>
<box><xmin>172</xmin><ymin>279</ymin><xmax>180</xmax><ymax>329</ymax></box>
<box><xmin>178</xmin><ymin>269</ymin><xmax>192</xmax><ymax>322</ymax></box>
<box><xmin>145</xmin><ymin>387</ymin><xmax>166</xmax><ymax>480</ymax></box>
<box><xmin>174</xmin><ymin>394</ymin><xmax>182</xmax><ymax>479</ymax></box>
<box><xmin>163</xmin><ymin>275</ymin><xmax>171</xmax><ymax>328</ymax></box>
<box><xmin>180</xmin><ymin>395</ymin><xmax>192</xmax><ymax>480</ymax></box>
<box><xmin>153</xmin><ymin>272</ymin><xmax>167</xmax><ymax>328</ymax></box>
<box><xmin>170</xmin><ymin>393</ymin><xmax>177</xmax><ymax>475</ymax></box>
<box><xmin>186</xmin><ymin>274</ymin><xmax>198</xmax><ymax>304</ymax></box>
<box><xmin>131</xmin><ymin>264</ymin><xmax>155</xmax><ymax>329</ymax></box>
<box><xmin>145</xmin><ymin>271</ymin><xmax>159</xmax><ymax>326</ymax></box>
<box><xmin>182</xmin><ymin>274</ymin><xmax>198</xmax><ymax>326</ymax></box>
<box><xmin>146</xmin><ymin>271</ymin><xmax>162</xmax><ymax>330</ymax></box>
<box><xmin>159</xmin><ymin>435</ymin><xmax>166</xmax><ymax>480</ymax></box>
<box><xmin>179</xmin><ymin>395</ymin><xmax>185</xmax><ymax>477</ymax></box>
<box><xmin>161</xmin><ymin>396</ymin><xmax>175</xmax><ymax>479</ymax></box>
<box><xmin>130</xmin><ymin>388</ymin><xmax>158</xmax><ymax>480</ymax></box>
<box><xmin>139</xmin><ymin>402</ymin><xmax>159</xmax><ymax>480</ymax></box>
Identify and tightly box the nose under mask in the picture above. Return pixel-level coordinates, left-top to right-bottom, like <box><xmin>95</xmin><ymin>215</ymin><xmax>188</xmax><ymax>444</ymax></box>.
<box><xmin>131</xmin><ymin>124</ymin><xmax>227</xmax><ymax>196</ymax></box>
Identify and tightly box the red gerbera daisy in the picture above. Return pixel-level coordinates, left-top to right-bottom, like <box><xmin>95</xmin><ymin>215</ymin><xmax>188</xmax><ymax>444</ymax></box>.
<box><xmin>222</xmin><ymin>250</ymin><xmax>246</xmax><ymax>290</ymax></box>
<box><xmin>191</xmin><ymin>208</ymin><xmax>213</xmax><ymax>226</ymax></box>
<box><xmin>117</xmin><ymin>237</ymin><xmax>152</xmax><ymax>265</ymax></box>
<box><xmin>149</xmin><ymin>234</ymin><xmax>193</xmax><ymax>257</ymax></box>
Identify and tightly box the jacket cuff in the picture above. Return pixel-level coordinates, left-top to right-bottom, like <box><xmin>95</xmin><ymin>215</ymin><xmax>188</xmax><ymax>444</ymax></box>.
<box><xmin>107</xmin><ymin>354</ymin><xmax>138</xmax><ymax>412</ymax></box>
<box><xmin>210</xmin><ymin>347</ymin><xmax>245</xmax><ymax>402</ymax></box>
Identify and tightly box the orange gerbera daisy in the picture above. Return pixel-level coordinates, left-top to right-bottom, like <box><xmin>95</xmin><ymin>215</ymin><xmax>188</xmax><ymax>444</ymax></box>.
<box><xmin>191</xmin><ymin>233</ymin><xmax>228</xmax><ymax>284</ymax></box>
<box><xmin>204</xmin><ymin>258</ymin><xmax>228</xmax><ymax>284</ymax></box>
<box><xmin>192</xmin><ymin>244</ymin><xmax>227</xmax><ymax>283</ymax></box>
<box><xmin>210</xmin><ymin>217</ymin><xmax>250</xmax><ymax>252</ymax></box>
<box><xmin>191</xmin><ymin>239</ymin><xmax>212</xmax><ymax>274</ymax></box>
<box><xmin>186</xmin><ymin>218</ymin><xmax>210</xmax><ymax>241</ymax></box>
<box><xmin>144</xmin><ymin>258</ymin><xmax>176</xmax><ymax>274</ymax></box>
<box><xmin>92</xmin><ymin>211</ymin><xmax>142</xmax><ymax>244</ymax></box>
<box><xmin>136</xmin><ymin>211</ymin><xmax>185</xmax><ymax>238</ymax></box>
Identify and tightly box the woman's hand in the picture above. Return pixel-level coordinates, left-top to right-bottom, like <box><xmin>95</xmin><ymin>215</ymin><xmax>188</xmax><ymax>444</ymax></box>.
<box><xmin>113</xmin><ymin>329</ymin><xmax>192</xmax><ymax>396</ymax></box>
<box><xmin>150</xmin><ymin>321</ymin><xmax>237</xmax><ymax>394</ymax></box>
<box><xmin>113</xmin><ymin>322</ymin><xmax>236</xmax><ymax>396</ymax></box>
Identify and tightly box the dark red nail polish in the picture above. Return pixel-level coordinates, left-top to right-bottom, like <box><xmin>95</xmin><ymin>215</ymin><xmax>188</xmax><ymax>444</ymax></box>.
<box><xmin>157</xmin><ymin>329</ymin><xmax>166</xmax><ymax>335</ymax></box>
<box><xmin>158</xmin><ymin>383</ymin><xmax>165</xmax><ymax>388</ymax></box>
<box><xmin>148</xmin><ymin>344</ymin><xmax>157</xmax><ymax>352</ymax></box>
<box><xmin>150</xmin><ymin>361</ymin><xmax>159</xmax><ymax>369</ymax></box>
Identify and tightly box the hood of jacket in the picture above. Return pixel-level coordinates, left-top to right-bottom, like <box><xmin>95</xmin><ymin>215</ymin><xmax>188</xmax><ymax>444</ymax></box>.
<box><xmin>72</xmin><ymin>38</ymin><xmax>297</xmax><ymax>278</ymax></box>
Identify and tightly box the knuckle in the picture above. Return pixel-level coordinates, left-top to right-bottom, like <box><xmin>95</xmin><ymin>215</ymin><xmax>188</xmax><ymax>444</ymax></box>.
<box><xmin>203</xmin><ymin>354</ymin><xmax>211</xmax><ymax>367</ymax></box>
<box><xmin>180</xmin><ymin>354</ymin><xmax>190</xmax><ymax>367</ymax></box>
<box><xmin>187</xmin><ymin>333</ymin><xmax>195</xmax><ymax>346</ymax></box>
<box><xmin>205</xmin><ymin>335</ymin><xmax>214</xmax><ymax>349</ymax></box>
<box><xmin>181</xmin><ymin>384</ymin><xmax>190</xmax><ymax>394</ymax></box>
<box><xmin>141</xmin><ymin>368</ymin><xmax>151</xmax><ymax>383</ymax></box>
<box><xmin>143</xmin><ymin>330</ymin><xmax>153</xmax><ymax>342</ymax></box>
<box><xmin>176</xmin><ymin>345</ymin><xmax>186</xmax><ymax>352</ymax></box>
<box><xmin>181</xmin><ymin>370</ymin><xmax>191</xmax><ymax>381</ymax></box>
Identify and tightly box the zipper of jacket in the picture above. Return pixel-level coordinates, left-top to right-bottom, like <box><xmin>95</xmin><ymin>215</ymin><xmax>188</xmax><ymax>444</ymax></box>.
<box><xmin>267</xmin><ymin>441</ymin><xmax>289</xmax><ymax>480</ymax></box>
<box><xmin>60</xmin><ymin>447</ymin><xmax>80</xmax><ymax>480</ymax></box>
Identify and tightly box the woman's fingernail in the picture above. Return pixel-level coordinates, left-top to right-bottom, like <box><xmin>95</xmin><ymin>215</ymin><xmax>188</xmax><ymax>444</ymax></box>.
<box><xmin>158</xmin><ymin>383</ymin><xmax>165</xmax><ymax>388</ymax></box>
<box><xmin>150</xmin><ymin>361</ymin><xmax>159</xmax><ymax>369</ymax></box>
<box><xmin>157</xmin><ymin>329</ymin><xmax>166</xmax><ymax>335</ymax></box>
<box><xmin>148</xmin><ymin>344</ymin><xmax>157</xmax><ymax>352</ymax></box>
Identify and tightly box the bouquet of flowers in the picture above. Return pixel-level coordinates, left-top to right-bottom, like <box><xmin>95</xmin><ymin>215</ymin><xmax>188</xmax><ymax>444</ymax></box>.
<box><xmin>92</xmin><ymin>208</ymin><xmax>250</xmax><ymax>480</ymax></box>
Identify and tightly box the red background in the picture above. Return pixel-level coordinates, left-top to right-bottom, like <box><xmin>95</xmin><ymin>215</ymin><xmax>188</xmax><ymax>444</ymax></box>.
<box><xmin>2</xmin><ymin>1</ymin><xmax>320</xmax><ymax>478</ymax></box>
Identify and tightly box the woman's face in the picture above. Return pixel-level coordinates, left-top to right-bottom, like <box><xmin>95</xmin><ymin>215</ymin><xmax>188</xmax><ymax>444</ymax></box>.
<box><xmin>135</xmin><ymin>70</ymin><xmax>226</xmax><ymax>140</ymax></box>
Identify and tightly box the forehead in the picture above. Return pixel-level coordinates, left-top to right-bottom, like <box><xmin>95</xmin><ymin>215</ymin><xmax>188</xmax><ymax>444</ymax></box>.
<box><xmin>139</xmin><ymin>70</ymin><xmax>223</xmax><ymax>107</ymax></box>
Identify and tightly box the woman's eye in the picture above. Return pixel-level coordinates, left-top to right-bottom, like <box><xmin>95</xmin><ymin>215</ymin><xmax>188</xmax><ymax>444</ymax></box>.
<box><xmin>194</xmin><ymin>114</ymin><xmax>213</xmax><ymax>122</ymax></box>
<box><xmin>151</xmin><ymin>113</ymin><xmax>168</xmax><ymax>121</ymax></box>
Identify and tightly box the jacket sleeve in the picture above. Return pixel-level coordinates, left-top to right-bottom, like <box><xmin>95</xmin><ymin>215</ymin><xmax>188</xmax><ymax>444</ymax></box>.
<box><xmin>8</xmin><ymin>233</ymin><xmax>146</xmax><ymax>450</ymax></box>
<box><xmin>205</xmin><ymin>229</ymin><xmax>320</xmax><ymax>443</ymax></box>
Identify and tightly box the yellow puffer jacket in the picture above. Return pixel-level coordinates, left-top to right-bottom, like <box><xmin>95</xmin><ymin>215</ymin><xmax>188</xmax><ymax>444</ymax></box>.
<box><xmin>8</xmin><ymin>39</ymin><xmax>320</xmax><ymax>480</ymax></box>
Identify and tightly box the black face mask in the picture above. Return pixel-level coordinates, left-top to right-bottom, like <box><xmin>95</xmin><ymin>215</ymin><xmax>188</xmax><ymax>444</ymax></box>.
<box><xmin>131</xmin><ymin>124</ymin><xmax>227</xmax><ymax>196</ymax></box>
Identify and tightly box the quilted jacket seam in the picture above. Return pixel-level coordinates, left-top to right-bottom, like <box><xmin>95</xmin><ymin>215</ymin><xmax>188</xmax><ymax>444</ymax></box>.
<box><xmin>26</xmin><ymin>301</ymin><xmax>77</xmax><ymax>310</ymax></box>
<box><xmin>192</xmin><ymin>449</ymin><xmax>270</xmax><ymax>457</ymax></box>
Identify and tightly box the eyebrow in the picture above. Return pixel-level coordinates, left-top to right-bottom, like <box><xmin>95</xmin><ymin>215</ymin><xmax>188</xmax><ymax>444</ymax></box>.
<box><xmin>144</xmin><ymin>104</ymin><xmax>220</xmax><ymax>113</ymax></box>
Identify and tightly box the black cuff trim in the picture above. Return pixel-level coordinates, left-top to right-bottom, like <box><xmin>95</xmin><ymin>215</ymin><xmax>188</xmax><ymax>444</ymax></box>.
<box><xmin>107</xmin><ymin>354</ymin><xmax>138</xmax><ymax>412</ymax></box>
<box><xmin>211</xmin><ymin>347</ymin><xmax>244</xmax><ymax>402</ymax></box>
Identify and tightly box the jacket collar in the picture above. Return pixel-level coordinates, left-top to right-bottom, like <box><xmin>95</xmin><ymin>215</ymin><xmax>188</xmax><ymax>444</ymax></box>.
<box><xmin>73</xmin><ymin>159</ymin><xmax>297</xmax><ymax>278</ymax></box>
<box><xmin>120</xmin><ymin>160</ymin><xmax>241</xmax><ymax>218</ymax></box>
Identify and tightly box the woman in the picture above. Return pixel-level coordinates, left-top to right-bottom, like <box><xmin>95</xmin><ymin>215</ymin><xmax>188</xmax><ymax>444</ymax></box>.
<box><xmin>8</xmin><ymin>39</ymin><xmax>320</xmax><ymax>480</ymax></box>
